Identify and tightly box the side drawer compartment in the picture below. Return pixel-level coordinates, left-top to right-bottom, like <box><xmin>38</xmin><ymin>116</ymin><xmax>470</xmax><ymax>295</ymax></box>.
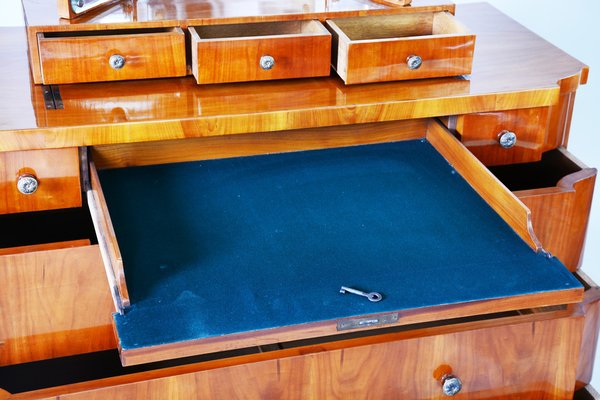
<box><xmin>37</xmin><ymin>28</ymin><xmax>186</xmax><ymax>84</ymax></box>
<box><xmin>190</xmin><ymin>20</ymin><xmax>331</xmax><ymax>84</ymax></box>
<box><xmin>0</xmin><ymin>148</ymin><xmax>81</xmax><ymax>215</ymax></box>
<box><xmin>490</xmin><ymin>148</ymin><xmax>597</xmax><ymax>271</ymax></box>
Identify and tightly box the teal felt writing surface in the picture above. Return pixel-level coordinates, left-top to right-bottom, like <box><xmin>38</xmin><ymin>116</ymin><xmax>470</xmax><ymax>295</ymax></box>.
<box><xmin>97</xmin><ymin>139</ymin><xmax>581</xmax><ymax>351</ymax></box>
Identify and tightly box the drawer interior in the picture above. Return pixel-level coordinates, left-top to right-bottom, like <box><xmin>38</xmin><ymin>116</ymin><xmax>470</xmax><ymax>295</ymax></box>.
<box><xmin>192</xmin><ymin>20</ymin><xmax>328</xmax><ymax>40</ymax></box>
<box><xmin>489</xmin><ymin>149</ymin><xmax>583</xmax><ymax>191</ymax></box>
<box><xmin>329</xmin><ymin>12</ymin><xmax>469</xmax><ymax>41</ymax></box>
<box><xmin>39</xmin><ymin>27</ymin><xmax>182</xmax><ymax>39</ymax></box>
<box><xmin>0</xmin><ymin>205</ymin><xmax>97</xmax><ymax>251</ymax></box>
<box><xmin>90</xmin><ymin>130</ymin><xmax>582</xmax><ymax>365</ymax></box>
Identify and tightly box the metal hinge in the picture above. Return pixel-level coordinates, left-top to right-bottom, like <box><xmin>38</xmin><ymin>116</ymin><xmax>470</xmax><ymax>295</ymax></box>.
<box><xmin>41</xmin><ymin>85</ymin><xmax>64</xmax><ymax>110</ymax></box>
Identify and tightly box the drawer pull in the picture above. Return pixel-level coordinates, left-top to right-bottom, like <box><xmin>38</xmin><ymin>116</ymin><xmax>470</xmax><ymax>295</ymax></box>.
<box><xmin>260</xmin><ymin>55</ymin><xmax>275</xmax><ymax>71</ymax></box>
<box><xmin>109</xmin><ymin>54</ymin><xmax>126</xmax><ymax>70</ymax></box>
<box><xmin>498</xmin><ymin>130</ymin><xmax>517</xmax><ymax>149</ymax></box>
<box><xmin>406</xmin><ymin>55</ymin><xmax>423</xmax><ymax>70</ymax></box>
<box><xmin>441</xmin><ymin>374</ymin><xmax>462</xmax><ymax>396</ymax></box>
<box><xmin>17</xmin><ymin>174</ymin><xmax>39</xmax><ymax>195</ymax></box>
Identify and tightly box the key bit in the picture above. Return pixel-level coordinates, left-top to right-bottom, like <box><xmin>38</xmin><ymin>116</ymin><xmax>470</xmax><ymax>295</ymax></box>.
<box><xmin>340</xmin><ymin>286</ymin><xmax>383</xmax><ymax>302</ymax></box>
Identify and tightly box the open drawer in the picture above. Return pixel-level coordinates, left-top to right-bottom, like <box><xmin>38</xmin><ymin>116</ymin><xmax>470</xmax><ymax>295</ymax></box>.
<box><xmin>490</xmin><ymin>148</ymin><xmax>597</xmax><ymax>271</ymax></box>
<box><xmin>326</xmin><ymin>12</ymin><xmax>475</xmax><ymax>84</ymax></box>
<box><xmin>87</xmin><ymin>120</ymin><xmax>583</xmax><ymax>366</ymax></box>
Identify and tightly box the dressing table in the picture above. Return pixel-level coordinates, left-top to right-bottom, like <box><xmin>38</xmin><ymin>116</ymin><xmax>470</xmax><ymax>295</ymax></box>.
<box><xmin>0</xmin><ymin>1</ymin><xmax>598</xmax><ymax>398</ymax></box>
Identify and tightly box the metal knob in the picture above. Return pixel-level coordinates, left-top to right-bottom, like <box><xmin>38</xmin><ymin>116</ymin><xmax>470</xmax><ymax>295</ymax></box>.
<box><xmin>260</xmin><ymin>55</ymin><xmax>275</xmax><ymax>71</ymax></box>
<box><xmin>407</xmin><ymin>55</ymin><xmax>422</xmax><ymax>70</ymax></box>
<box><xmin>109</xmin><ymin>54</ymin><xmax>126</xmax><ymax>70</ymax></box>
<box><xmin>17</xmin><ymin>174</ymin><xmax>38</xmax><ymax>195</ymax></box>
<box><xmin>441</xmin><ymin>374</ymin><xmax>462</xmax><ymax>396</ymax></box>
<box><xmin>498</xmin><ymin>130</ymin><xmax>517</xmax><ymax>149</ymax></box>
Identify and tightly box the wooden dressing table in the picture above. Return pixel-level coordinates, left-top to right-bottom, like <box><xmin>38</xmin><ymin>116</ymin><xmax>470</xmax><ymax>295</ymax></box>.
<box><xmin>0</xmin><ymin>1</ymin><xmax>598</xmax><ymax>398</ymax></box>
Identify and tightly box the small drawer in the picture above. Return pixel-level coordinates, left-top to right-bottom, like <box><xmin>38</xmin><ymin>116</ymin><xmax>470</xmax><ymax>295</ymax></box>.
<box><xmin>449</xmin><ymin>107</ymin><xmax>551</xmax><ymax>166</ymax></box>
<box><xmin>189</xmin><ymin>20</ymin><xmax>331</xmax><ymax>84</ymax></box>
<box><xmin>0</xmin><ymin>148</ymin><xmax>81</xmax><ymax>214</ymax></box>
<box><xmin>37</xmin><ymin>28</ymin><xmax>186</xmax><ymax>84</ymax></box>
<box><xmin>326</xmin><ymin>12</ymin><xmax>475</xmax><ymax>84</ymax></box>
<box><xmin>490</xmin><ymin>148</ymin><xmax>597</xmax><ymax>271</ymax></box>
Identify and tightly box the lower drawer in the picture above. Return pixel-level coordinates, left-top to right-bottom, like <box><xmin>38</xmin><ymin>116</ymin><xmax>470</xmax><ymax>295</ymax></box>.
<box><xmin>0</xmin><ymin>207</ymin><xmax>115</xmax><ymax>366</ymax></box>
<box><xmin>0</xmin><ymin>309</ymin><xmax>583</xmax><ymax>399</ymax></box>
<box><xmin>490</xmin><ymin>148</ymin><xmax>597</xmax><ymax>271</ymax></box>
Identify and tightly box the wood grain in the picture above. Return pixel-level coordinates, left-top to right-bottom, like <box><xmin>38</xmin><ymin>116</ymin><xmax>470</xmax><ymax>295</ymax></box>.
<box><xmin>2</xmin><ymin>0</ymin><xmax>591</xmax><ymax>152</ymax></box>
<box><xmin>327</xmin><ymin>12</ymin><xmax>475</xmax><ymax>84</ymax></box>
<box><xmin>37</xmin><ymin>28</ymin><xmax>186</xmax><ymax>84</ymax></box>
<box><xmin>0</xmin><ymin>148</ymin><xmax>81</xmax><ymax>214</ymax></box>
<box><xmin>0</xmin><ymin>240</ymin><xmax>90</xmax><ymax>256</ymax></box>
<box><xmin>0</xmin><ymin>245</ymin><xmax>115</xmax><ymax>366</ymax></box>
<box><xmin>92</xmin><ymin>120</ymin><xmax>428</xmax><ymax>168</ymax></box>
<box><xmin>454</xmin><ymin>107</ymin><xmax>551</xmax><ymax>166</ymax></box>
<box><xmin>191</xmin><ymin>21</ymin><xmax>331</xmax><ymax>84</ymax></box>
<box><xmin>426</xmin><ymin>119</ymin><xmax>541</xmax><ymax>251</ymax></box>
<box><xmin>7</xmin><ymin>312</ymin><xmax>582</xmax><ymax>399</ymax></box>
<box><xmin>515</xmin><ymin>149</ymin><xmax>596</xmax><ymax>271</ymax></box>
<box><xmin>575</xmin><ymin>271</ymin><xmax>600</xmax><ymax>390</ymax></box>
<box><xmin>88</xmin><ymin>162</ymin><xmax>130</xmax><ymax>311</ymax></box>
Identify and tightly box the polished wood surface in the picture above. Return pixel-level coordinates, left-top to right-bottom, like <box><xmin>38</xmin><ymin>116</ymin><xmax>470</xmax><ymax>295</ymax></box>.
<box><xmin>0</xmin><ymin>245</ymin><xmax>115</xmax><ymax>366</ymax></box>
<box><xmin>327</xmin><ymin>12</ymin><xmax>475</xmax><ymax>84</ymax></box>
<box><xmin>6</xmin><ymin>310</ymin><xmax>582</xmax><ymax>399</ymax></box>
<box><xmin>0</xmin><ymin>148</ymin><xmax>81</xmax><ymax>214</ymax></box>
<box><xmin>0</xmin><ymin>4</ymin><xmax>588</xmax><ymax>151</ymax></box>
<box><xmin>191</xmin><ymin>21</ymin><xmax>331</xmax><ymax>84</ymax></box>
<box><xmin>37</xmin><ymin>27</ymin><xmax>186</xmax><ymax>84</ymax></box>
<box><xmin>576</xmin><ymin>271</ymin><xmax>600</xmax><ymax>390</ymax></box>
<box><xmin>89</xmin><ymin>162</ymin><xmax>130</xmax><ymax>310</ymax></box>
<box><xmin>516</xmin><ymin>149</ymin><xmax>596</xmax><ymax>271</ymax></box>
<box><xmin>455</xmin><ymin>107</ymin><xmax>551</xmax><ymax>166</ymax></box>
<box><xmin>92</xmin><ymin>119</ymin><xmax>427</xmax><ymax>168</ymax></box>
<box><xmin>427</xmin><ymin>120</ymin><xmax>540</xmax><ymax>251</ymax></box>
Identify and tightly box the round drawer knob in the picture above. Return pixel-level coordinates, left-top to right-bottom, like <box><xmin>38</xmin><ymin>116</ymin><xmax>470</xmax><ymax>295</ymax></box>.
<box><xmin>17</xmin><ymin>174</ymin><xmax>39</xmax><ymax>195</ymax></box>
<box><xmin>260</xmin><ymin>55</ymin><xmax>275</xmax><ymax>71</ymax></box>
<box><xmin>109</xmin><ymin>54</ymin><xmax>126</xmax><ymax>70</ymax></box>
<box><xmin>498</xmin><ymin>130</ymin><xmax>517</xmax><ymax>149</ymax></box>
<box><xmin>407</xmin><ymin>55</ymin><xmax>423</xmax><ymax>70</ymax></box>
<box><xmin>441</xmin><ymin>374</ymin><xmax>462</xmax><ymax>396</ymax></box>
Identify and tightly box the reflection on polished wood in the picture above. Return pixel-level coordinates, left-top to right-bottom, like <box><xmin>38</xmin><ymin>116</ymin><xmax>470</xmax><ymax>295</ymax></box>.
<box><xmin>0</xmin><ymin>3</ymin><xmax>588</xmax><ymax>152</ymax></box>
<box><xmin>0</xmin><ymin>245</ymin><xmax>115</xmax><ymax>366</ymax></box>
<box><xmin>5</xmin><ymin>310</ymin><xmax>582</xmax><ymax>399</ymax></box>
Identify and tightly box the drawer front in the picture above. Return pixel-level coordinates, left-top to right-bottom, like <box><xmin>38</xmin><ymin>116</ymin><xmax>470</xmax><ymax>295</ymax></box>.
<box><xmin>0</xmin><ymin>148</ymin><xmax>81</xmax><ymax>214</ymax></box>
<box><xmin>2</xmin><ymin>313</ymin><xmax>582</xmax><ymax>399</ymax></box>
<box><xmin>454</xmin><ymin>107</ymin><xmax>551</xmax><ymax>166</ymax></box>
<box><xmin>190</xmin><ymin>21</ymin><xmax>331</xmax><ymax>84</ymax></box>
<box><xmin>327</xmin><ymin>13</ymin><xmax>475</xmax><ymax>84</ymax></box>
<box><xmin>37</xmin><ymin>28</ymin><xmax>186</xmax><ymax>85</ymax></box>
<box><xmin>0</xmin><ymin>244</ymin><xmax>115</xmax><ymax>366</ymax></box>
<box><xmin>490</xmin><ymin>148</ymin><xmax>597</xmax><ymax>271</ymax></box>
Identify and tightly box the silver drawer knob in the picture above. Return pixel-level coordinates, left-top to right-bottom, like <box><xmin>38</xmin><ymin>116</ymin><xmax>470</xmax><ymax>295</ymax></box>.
<box><xmin>407</xmin><ymin>55</ymin><xmax>422</xmax><ymax>70</ymax></box>
<box><xmin>17</xmin><ymin>174</ymin><xmax>38</xmax><ymax>195</ymax></box>
<box><xmin>109</xmin><ymin>54</ymin><xmax>126</xmax><ymax>70</ymax></box>
<box><xmin>260</xmin><ymin>55</ymin><xmax>275</xmax><ymax>71</ymax></box>
<box><xmin>441</xmin><ymin>374</ymin><xmax>462</xmax><ymax>396</ymax></box>
<box><xmin>498</xmin><ymin>130</ymin><xmax>517</xmax><ymax>148</ymax></box>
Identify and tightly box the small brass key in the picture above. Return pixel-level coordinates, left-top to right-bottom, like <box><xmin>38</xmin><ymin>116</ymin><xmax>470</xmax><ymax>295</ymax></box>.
<box><xmin>340</xmin><ymin>286</ymin><xmax>383</xmax><ymax>302</ymax></box>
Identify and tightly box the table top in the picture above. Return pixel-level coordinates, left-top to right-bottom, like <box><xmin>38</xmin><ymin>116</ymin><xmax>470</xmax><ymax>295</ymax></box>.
<box><xmin>0</xmin><ymin>2</ymin><xmax>587</xmax><ymax>151</ymax></box>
